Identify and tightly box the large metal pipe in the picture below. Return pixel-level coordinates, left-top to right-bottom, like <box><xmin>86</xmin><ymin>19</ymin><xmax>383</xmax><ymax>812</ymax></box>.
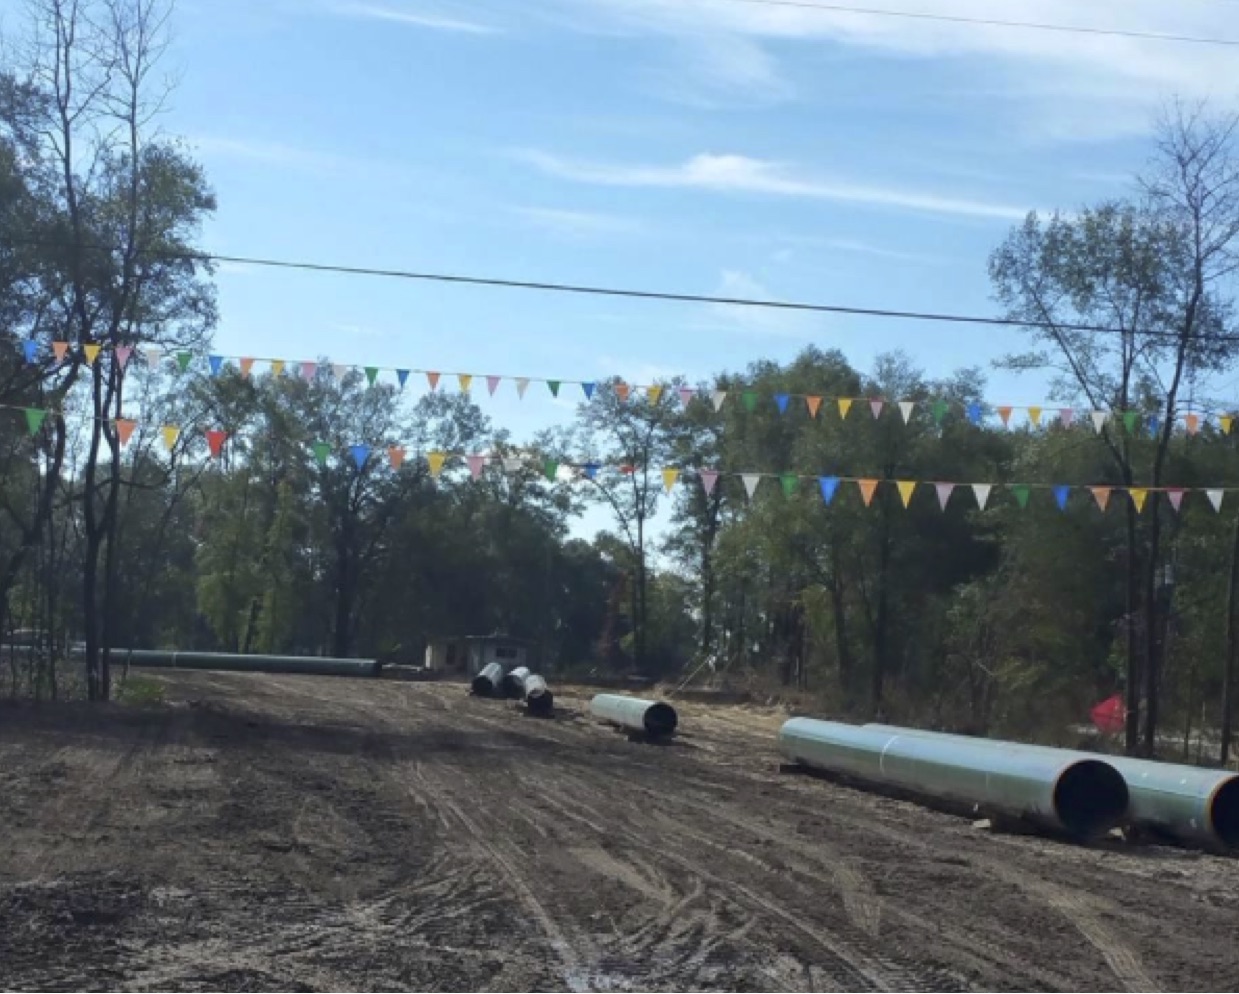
<box><xmin>590</xmin><ymin>694</ymin><xmax>678</xmax><ymax>737</ymax></box>
<box><xmin>502</xmin><ymin>666</ymin><xmax>532</xmax><ymax>699</ymax></box>
<box><xmin>779</xmin><ymin>718</ymin><xmax>1128</xmax><ymax>838</ymax></box>
<box><xmin>867</xmin><ymin>723</ymin><xmax>1239</xmax><ymax>852</ymax></box>
<box><xmin>523</xmin><ymin>674</ymin><xmax>554</xmax><ymax>715</ymax></box>
<box><xmin>72</xmin><ymin>647</ymin><xmax>380</xmax><ymax>678</ymax></box>
<box><xmin>471</xmin><ymin>661</ymin><xmax>505</xmax><ymax>697</ymax></box>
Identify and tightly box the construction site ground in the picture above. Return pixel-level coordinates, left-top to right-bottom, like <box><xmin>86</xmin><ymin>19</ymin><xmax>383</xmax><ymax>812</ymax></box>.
<box><xmin>2</xmin><ymin>671</ymin><xmax>1238</xmax><ymax>992</ymax></box>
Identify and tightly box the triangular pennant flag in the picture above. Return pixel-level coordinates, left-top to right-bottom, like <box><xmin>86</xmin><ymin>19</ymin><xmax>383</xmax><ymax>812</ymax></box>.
<box><xmin>468</xmin><ymin>454</ymin><xmax>486</xmax><ymax>480</ymax></box>
<box><xmin>1186</xmin><ymin>414</ymin><xmax>1200</xmax><ymax>435</ymax></box>
<box><xmin>511</xmin><ymin>377</ymin><xmax>529</xmax><ymax>398</ymax></box>
<box><xmin>870</xmin><ymin>399</ymin><xmax>884</xmax><ymax>419</ymax></box>
<box><xmin>1092</xmin><ymin>410</ymin><xmax>1107</xmax><ymax>433</ymax></box>
<box><xmin>742</xmin><ymin>473</ymin><xmax>762</xmax><ymax>498</ymax></box>
<box><xmin>52</xmin><ymin>341</ymin><xmax>69</xmax><ymax>362</ymax></box>
<box><xmin>270</xmin><ymin>359</ymin><xmax>285</xmax><ymax>377</ymax></box>
<box><xmin>349</xmin><ymin>444</ymin><xmax>370</xmax><ymax>469</ymax></box>
<box><xmin>1091</xmin><ymin>487</ymin><xmax>1112</xmax><ymax>511</ymax></box>
<box><xmin>312</xmin><ymin>441</ymin><xmax>331</xmax><ymax>466</ymax></box>
<box><xmin>396</xmin><ymin>369</ymin><xmax>410</xmax><ymax>389</ymax></box>
<box><xmin>935</xmin><ymin>482</ymin><xmax>954</xmax><ymax>510</ymax></box>
<box><xmin>458</xmin><ymin>373</ymin><xmax>473</xmax><ymax>392</ymax></box>
<box><xmin>775</xmin><ymin>394</ymin><xmax>790</xmax><ymax>415</ymax></box>
<box><xmin>838</xmin><ymin>397</ymin><xmax>854</xmax><ymax>419</ymax></box>
<box><xmin>146</xmin><ymin>347</ymin><xmax>163</xmax><ymax>370</ymax></box>
<box><xmin>997</xmin><ymin>406</ymin><xmax>1013</xmax><ymax>426</ymax></box>
<box><xmin>662</xmin><ymin>467</ymin><xmax>680</xmax><ymax>493</ymax></box>
<box><xmin>966</xmin><ymin>402</ymin><xmax>982</xmax><ymax>425</ymax></box>
<box><xmin>1207</xmin><ymin>489</ymin><xmax>1224</xmax><ymax>512</ymax></box>
<box><xmin>858</xmin><ymin>479</ymin><xmax>879</xmax><ymax>506</ymax></box>
<box><xmin>1167</xmin><ymin>489</ymin><xmax>1185</xmax><ymax>513</ymax></box>
<box><xmin>932</xmin><ymin>399</ymin><xmax>949</xmax><ymax>425</ymax></box>
<box><xmin>613</xmin><ymin>381</ymin><xmax>628</xmax><ymax>402</ymax></box>
<box><xmin>427</xmin><ymin>371</ymin><xmax>441</xmax><ymax>391</ymax></box>
<box><xmin>699</xmin><ymin>469</ymin><xmax>719</xmax><ymax>495</ymax></box>
<box><xmin>1059</xmin><ymin>408</ymin><xmax>1074</xmax><ymax>427</ymax></box>
<box><xmin>240</xmin><ymin>357</ymin><xmax>255</xmax><ymax>379</ymax></box>
<box><xmin>620</xmin><ymin>464</ymin><xmax>636</xmax><ymax>475</ymax></box>
<box><xmin>1130</xmin><ymin>488</ymin><xmax>1149</xmax><ymax>513</ymax></box>
<box><xmin>209</xmin><ymin>355</ymin><xmax>224</xmax><ymax>377</ymax></box>
<box><xmin>365</xmin><ymin>366</ymin><xmax>379</xmax><ymax>386</ymax></box>
<box><xmin>647</xmin><ymin>385</ymin><xmax>663</xmax><ymax>405</ymax></box>
<box><xmin>206</xmin><ymin>429</ymin><xmax>227</xmax><ymax>459</ymax></box>
<box><xmin>543</xmin><ymin>459</ymin><xmax>559</xmax><ymax>482</ymax></box>
<box><xmin>897</xmin><ymin>480</ymin><xmax>916</xmax><ymax>507</ymax></box>
<box><xmin>547</xmin><ymin>380</ymin><xmax>561</xmax><ymax>397</ymax></box>
<box><xmin>1123</xmin><ymin>411</ymin><xmax>1139</xmax><ymax>434</ymax></box>
<box><xmin>742</xmin><ymin>391</ymin><xmax>758</xmax><ymax>413</ymax></box>
<box><xmin>428</xmin><ymin>452</ymin><xmax>447</xmax><ymax>477</ymax></box>
<box><xmin>805</xmin><ymin>396</ymin><xmax>822</xmax><ymax>418</ymax></box>
<box><xmin>712</xmin><ymin>389</ymin><xmax>727</xmax><ymax>412</ymax></box>
<box><xmin>114</xmin><ymin>345</ymin><xmax>133</xmax><ymax>369</ymax></box>
<box><xmin>1147</xmin><ymin>415</ymin><xmax>1160</xmax><ymax>439</ymax></box>
<box><xmin>161</xmin><ymin>425</ymin><xmax>180</xmax><ymax>451</ymax></box>
<box><xmin>388</xmin><ymin>446</ymin><xmax>406</xmax><ymax>470</ymax></box>
<box><xmin>1028</xmin><ymin>406</ymin><xmax>1043</xmax><ymax>427</ymax></box>
<box><xmin>819</xmin><ymin>476</ymin><xmax>840</xmax><ymax>504</ymax></box>
<box><xmin>1053</xmin><ymin>485</ymin><xmax>1070</xmax><ymax>510</ymax></box>
<box><xmin>84</xmin><ymin>344</ymin><xmax>101</xmax><ymax>365</ymax></box>
<box><xmin>1222</xmin><ymin>416</ymin><xmax>1234</xmax><ymax>435</ymax></box>
<box><xmin>22</xmin><ymin>340</ymin><xmax>38</xmax><ymax>363</ymax></box>
<box><xmin>25</xmin><ymin>408</ymin><xmax>47</xmax><ymax>435</ymax></box>
<box><xmin>301</xmin><ymin>361</ymin><xmax>317</xmax><ymax>381</ymax></box>
<box><xmin>114</xmin><ymin>418</ymin><xmax>137</xmax><ymax>447</ymax></box>
<box><xmin>488</xmin><ymin>375</ymin><xmax>502</xmax><ymax>396</ymax></box>
<box><xmin>1011</xmin><ymin>485</ymin><xmax>1031</xmax><ymax>509</ymax></box>
<box><xmin>583</xmin><ymin>462</ymin><xmax>600</xmax><ymax>480</ymax></box>
<box><xmin>333</xmin><ymin>363</ymin><xmax>349</xmax><ymax>383</ymax></box>
<box><xmin>780</xmin><ymin>473</ymin><xmax>799</xmax><ymax>498</ymax></box>
<box><xmin>503</xmin><ymin>456</ymin><xmax>524</xmax><ymax>474</ymax></box>
<box><xmin>972</xmin><ymin>483</ymin><xmax>992</xmax><ymax>510</ymax></box>
<box><xmin>898</xmin><ymin>401</ymin><xmax>914</xmax><ymax>423</ymax></box>
<box><xmin>678</xmin><ymin>387</ymin><xmax>694</xmax><ymax>406</ymax></box>
<box><xmin>582</xmin><ymin>381</ymin><xmax>596</xmax><ymax>400</ymax></box>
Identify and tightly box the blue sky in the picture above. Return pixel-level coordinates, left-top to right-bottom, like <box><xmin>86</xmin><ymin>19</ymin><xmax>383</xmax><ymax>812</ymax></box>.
<box><xmin>5</xmin><ymin>0</ymin><xmax>1239</xmax><ymax>535</ymax></box>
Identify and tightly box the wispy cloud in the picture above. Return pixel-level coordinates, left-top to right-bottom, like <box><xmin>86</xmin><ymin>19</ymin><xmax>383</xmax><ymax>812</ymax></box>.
<box><xmin>512</xmin><ymin>205</ymin><xmax>645</xmax><ymax>238</ymax></box>
<box><xmin>516</xmin><ymin>149</ymin><xmax>1028</xmax><ymax>221</ymax></box>
<box><xmin>707</xmin><ymin>269</ymin><xmax>824</xmax><ymax>338</ymax></box>
<box><xmin>190</xmin><ymin>135</ymin><xmax>371</xmax><ymax>175</ymax></box>
<box><xmin>329</xmin><ymin>2</ymin><xmax>499</xmax><ymax>34</ymax></box>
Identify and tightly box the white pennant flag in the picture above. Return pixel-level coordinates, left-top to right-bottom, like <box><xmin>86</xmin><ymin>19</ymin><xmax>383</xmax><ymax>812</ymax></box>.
<box><xmin>712</xmin><ymin>389</ymin><xmax>727</xmax><ymax>412</ymax></box>
<box><xmin>516</xmin><ymin>377</ymin><xmax>530</xmax><ymax>399</ymax></box>
<box><xmin>899</xmin><ymin>401</ymin><xmax>915</xmax><ymax>424</ymax></box>
<box><xmin>332</xmin><ymin>363</ymin><xmax>349</xmax><ymax>382</ymax></box>
<box><xmin>1208</xmin><ymin>489</ymin><xmax>1225</xmax><ymax>512</ymax></box>
<box><xmin>972</xmin><ymin>483</ymin><xmax>992</xmax><ymax>509</ymax></box>
<box><xmin>742</xmin><ymin>473</ymin><xmax>762</xmax><ymax>499</ymax></box>
<box><xmin>502</xmin><ymin>456</ymin><xmax>524</xmax><ymax>473</ymax></box>
<box><xmin>144</xmin><ymin>347</ymin><xmax>162</xmax><ymax>370</ymax></box>
<box><xmin>1091</xmin><ymin>410</ymin><xmax>1107</xmax><ymax>433</ymax></box>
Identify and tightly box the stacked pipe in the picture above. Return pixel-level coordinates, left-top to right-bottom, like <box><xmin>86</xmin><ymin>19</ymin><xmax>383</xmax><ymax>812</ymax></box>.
<box><xmin>474</xmin><ymin>664</ymin><xmax>554</xmax><ymax>714</ymax></box>
<box><xmin>70</xmin><ymin>647</ymin><xmax>381</xmax><ymax>678</ymax></box>
<box><xmin>471</xmin><ymin>662</ymin><xmax>505</xmax><ymax>696</ymax></box>
<box><xmin>590</xmin><ymin>694</ymin><xmax>678</xmax><ymax>738</ymax></box>
<box><xmin>522</xmin><ymin>674</ymin><xmax>555</xmax><ymax>716</ymax></box>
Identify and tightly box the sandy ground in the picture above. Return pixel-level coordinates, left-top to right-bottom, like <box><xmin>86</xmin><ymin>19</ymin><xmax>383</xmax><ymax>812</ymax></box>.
<box><xmin>2</xmin><ymin>671</ymin><xmax>1238</xmax><ymax>992</ymax></box>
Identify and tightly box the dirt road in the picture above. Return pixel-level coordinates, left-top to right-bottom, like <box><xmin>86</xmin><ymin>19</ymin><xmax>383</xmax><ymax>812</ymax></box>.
<box><xmin>1</xmin><ymin>672</ymin><xmax>1237</xmax><ymax>992</ymax></box>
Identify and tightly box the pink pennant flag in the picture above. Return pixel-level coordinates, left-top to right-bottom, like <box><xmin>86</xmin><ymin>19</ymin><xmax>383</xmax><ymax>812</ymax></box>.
<box><xmin>678</xmin><ymin>387</ymin><xmax>695</xmax><ymax>406</ymax></box>
<box><xmin>1059</xmin><ymin>408</ymin><xmax>1074</xmax><ymax>427</ymax></box>
<box><xmin>699</xmin><ymin>469</ymin><xmax>720</xmax><ymax>495</ymax></box>
<box><xmin>114</xmin><ymin>346</ymin><xmax>133</xmax><ymax>369</ymax></box>
<box><xmin>1167</xmin><ymin>489</ymin><xmax>1185</xmax><ymax>513</ymax></box>
<box><xmin>870</xmin><ymin>399</ymin><xmax>884</xmax><ymax>419</ymax></box>
<box><xmin>300</xmin><ymin>361</ymin><xmax>317</xmax><ymax>381</ymax></box>
<box><xmin>935</xmin><ymin>482</ymin><xmax>955</xmax><ymax>510</ymax></box>
<box><xmin>467</xmin><ymin>454</ymin><xmax>486</xmax><ymax>480</ymax></box>
<box><xmin>487</xmin><ymin>375</ymin><xmax>501</xmax><ymax>396</ymax></box>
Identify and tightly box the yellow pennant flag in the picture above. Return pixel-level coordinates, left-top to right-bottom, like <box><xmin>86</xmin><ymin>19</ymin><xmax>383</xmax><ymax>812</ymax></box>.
<box><xmin>1222</xmin><ymin>415</ymin><xmax>1233</xmax><ymax>435</ymax></box>
<box><xmin>1130</xmin><ymin>488</ymin><xmax>1149</xmax><ymax>513</ymax></box>
<box><xmin>161</xmin><ymin>425</ymin><xmax>180</xmax><ymax>451</ymax></box>
<box><xmin>838</xmin><ymin>397</ymin><xmax>853</xmax><ymax>419</ymax></box>
<box><xmin>647</xmin><ymin>385</ymin><xmax>664</xmax><ymax>405</ymax></box>
<box><xmin>897</xmin><ymin>480</ymin><xmax>917</xmax><ymax>507</ymax></box>
<box><xmin>858</xmin><ymin>479</ymin><xmax>879</xmax><ymax>506</ymax></box>
<box><xmin>1027</xmin><ymin>406</ymin><xmax>1042</xmax><ymax>427</ymax></box>
<box><xmin>428</xmin><ymin>452</ymin><xmax>447</xmax><ymax>477</ymax></box>
<box><xmin>458</xmin><ymin>373</ymin><xmax>473</xmax><ymax>392</ymax></box>
<box><xmin>662</xmin><ymin>467</ymin><xmax>680</xmax><ymax>492</ymax></box>
<box><xmin>271</xmin><ymin>359</ymin><xmax>285</xmax><ymax>376</ymax></box>
<box><xmin>83</xmin><ymin>344</ymin><xmax>101</xmax><ymax>365</ymax></box>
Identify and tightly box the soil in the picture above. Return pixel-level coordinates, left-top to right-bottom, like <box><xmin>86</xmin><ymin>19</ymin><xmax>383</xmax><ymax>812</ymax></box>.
<box><xmin>2</xmin><ymin>671</ymin><xmax>1238</xmax><ymax>992</ymax></box>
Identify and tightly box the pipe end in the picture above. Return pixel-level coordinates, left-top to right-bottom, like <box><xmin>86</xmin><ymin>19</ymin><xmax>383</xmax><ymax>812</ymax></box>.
<box><xmin>1209</xmin><ymin>777</ymin><xmax>1239</xmax><ymax>850</ymax></box>
<box><xmin>644</xmin><ymin>702</ymin><xmax>678</xmax><ymax>737</ymax></box>
<box><xmin>1053</xmin><ymin>759</ymin><xmax>1129</xmax><ymax>837</ymax></box>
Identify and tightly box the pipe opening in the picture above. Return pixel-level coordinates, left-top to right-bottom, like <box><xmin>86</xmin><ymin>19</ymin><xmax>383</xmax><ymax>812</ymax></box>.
<box><xmin>1053</xmin><ymin>760</ymin><xmax>1128</xmax><ymax>837</ymax></box>
<box><xmin>1209</xmin><ymin>777</ymin><xmax>1239</xmax><ymax>850</ymax></box>
<box><xmin>644</xmin><ymin>702</ymin><xmax>678</xmax><ymax>737</ymax></box>
<box><xmin>527</xmin><ymin>690</ymin><xmax>554</xmax><ymax>716</ymax></box>
<box><xmin>471</xmin><ymin>675</ymin><xmax>496</xmax><ymax>696</ymax></box>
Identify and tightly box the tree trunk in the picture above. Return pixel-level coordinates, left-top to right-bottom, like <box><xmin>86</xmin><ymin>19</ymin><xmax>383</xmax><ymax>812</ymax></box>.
<box><xmin>871</xmin><ymin>492</ymin><xmax>892</xmax><ymax>717</ymax></box>
<box><xmin>830</xmin><ymin>537</ymin><xmax>852</xmax><ymax>689</ymax></box>
<box><xmin>1124</xmin><ymin>502</ymin><xmax>1141</xmax><ymax>755</ymax></box>
<box><xmin>1142</xmin><ymin>509</ymin><xmax>1163</xmax><ymax>757</ymax></box>
<box><xmin>1221</xmin><ymin>507</ymin><xmax>1239</xmax><ymax>765</ymax></box>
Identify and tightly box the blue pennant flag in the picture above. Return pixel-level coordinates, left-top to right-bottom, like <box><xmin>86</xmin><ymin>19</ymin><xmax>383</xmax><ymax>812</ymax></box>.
<box><xmin>967</xmin><ymin>402</ymin><xmax>983</xmax><ymax>425</ymax></box>
<box><xmin>582</xmin><ymin>382</ymin><xmax>596</xmax><ymax>400</ymax></box>
<box><xmin>775</xmin><ymin>393</ymin><xmax>790</xmax><ymax>414</ymax></box>
<box><xmin>208</xmin><ymin>355</ymin><xmax>224</xmax><ymax>377</ymax></box>
<box><xmin>396</xmin><ymin>369</ymin><xmax>410</xmax><ymax>389</ymax></box>
<box><xmin>819</xmin><ymin>476</ymin><xmax>840</xmax><ymax>505</ymax></box>
<box><xmin>1054</xmin><ymin>485</ymin><xmax>1070</xmax><ymax>510</ymax></box>
<box><xmin>584</xmin><ymin>463</ymin><xmax>600</xmax><ymax>480</ymax></box>
<box><xmin>1148</xmin><ymin>416</ymin><xmax>1160</xmax><ymax>438</ymax></box>
<box><xmin>22</xmin><ymin>340</ymin><xmax>38</xmax><ymax>364</ymax></box>
<box><xmin>349</xmin><ymin>444</ymin><xmax>371</xmax><ymax>469</ymax></box>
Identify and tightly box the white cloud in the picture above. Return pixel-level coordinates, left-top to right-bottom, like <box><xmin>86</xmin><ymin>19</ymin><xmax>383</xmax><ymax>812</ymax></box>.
<box><xmin>190</xmin><ymin>135</ymin><xmax>367</xmax><ymax>175</ymax></box>
<box><xmin>708</xmin><ymin>269</ymin><xmax>824</xmax><ymax>338</ymax></box>
<box><xmin>516</xmin><ymin>149</ymin><xmax>1028</xmax><ymax>221</ymax></box>
<box><xmin>329</xmin><ymin>2</ymin><xmax>499</xmax><ymax>33</ymax></box>
<box><xmin>512</xmin><ymin>206</ymin><xmax>644</xmax><ymax>237</ymax></box>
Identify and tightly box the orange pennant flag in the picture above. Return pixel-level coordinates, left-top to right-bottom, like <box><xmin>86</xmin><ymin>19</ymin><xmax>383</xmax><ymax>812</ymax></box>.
<box><xmin>1027</xmin><ymin>406</ymin><xmax>1042</xmax><ymax>427</ymax></box>
<box><xmin>896</xmin><ymin>480</ymin><xmax>917</xmax><ymax>507</ymax></box>
<box><xmin>662</xmin><ymin>467</ymin><xmax>680</xmax><ymax>492</ymax></box>
<box><xmin>83</xmin><ymin>344</ymin><xmax>101</xmax><ymax>365</ymax></box>
<box><xmin>615</xmin><ymin>382</ymin><xmax>631</xmax><ymax>402</ymax></box>
<box><xmin>858</xmin><ymin>479</ymin><xmax>879</xmax><ymax>506</ymax></box>
<box><xmin>1130</xmin><ymin>488</ymin><xmax>1149</xmax><ymax>513</ymax></box>
<box><xmin>239</xmin><ymin>357</ymin><xmax>255</xmax><ymax>378</ymax></box>
<box><xmin>388</xmin><ymin>446</ymin><xmax>406</xmax><ymax>470</ymax></box>
<box><xmin>838</xmin><ymin>398</ymin><xmax>854</xmax><ymax>419</ymax></box>
<box><xmin>427</xmin><ymin>371</ymin><xmax>441</xmax><ymax>391</ymax></box>
<box><xmin>161</xmin><ymin>425</ymin><xmax>180</xmax><ymax>451</ymax></box>
<box><xmin>458</xmin><ymin>373</ymin><xmax>473</xmax><ymax>392</ymax></box>
<box><xmin>997</xmin><ymin>405</ymin><xmax>1013</xmax><ymax>426</ymax></box>
<box><xmin>1185</xmin><ymin>413</ymin><xmax>1200</xmax><ymax>435</ymax></box>
<box><xmin>647</xmin><ymin>385</ymin><xmax>664</xmax><ymax>405</ymax></box>
<box><xmin>52</xmin><ymin>341</ymin><xmax>69</xmax><ymax>362</ymax></box>
<box><xmin>1091</xmin><ymin>487</ymin><xmax>1112</xmax><ymax>511</ymax></box>
<box><xmin>427</xmin><ymin>452</ymin><xmax>447</xmax><ymax>477</ymax></box>
<box><xmin>805</xmin><ymin>396</ymin><xmax>822</xmax><ymax>418</ymax></box>
<box><xmin>114</xmin><ymin>418</ymin><xmax>137</xmax><ymax>447</ymax></box>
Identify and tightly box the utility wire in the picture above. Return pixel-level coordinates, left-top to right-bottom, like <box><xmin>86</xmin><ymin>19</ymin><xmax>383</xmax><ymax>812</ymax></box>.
<box><xmin>704</xmin><ymin>0</ymin><xmax>1239</xmax><ymax>47</ymax></box>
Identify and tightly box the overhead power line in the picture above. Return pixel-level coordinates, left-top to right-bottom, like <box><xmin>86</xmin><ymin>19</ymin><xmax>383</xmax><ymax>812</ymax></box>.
<box><xmin>707</xmin><ymin>0</ymin><xmax>1239</xmax><ymax>48</ymax></box>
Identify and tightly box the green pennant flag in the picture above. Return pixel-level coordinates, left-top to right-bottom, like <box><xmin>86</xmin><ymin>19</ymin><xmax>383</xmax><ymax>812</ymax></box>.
<box><xmin>1123</xmin><ymin>411</ymin><xmax>1139</xmax><ymax>434</ymax></box>
<box><xmin>780</xmin><ymin>473</ymin><xmax>799</xmax><ymax>497</ymax></box>
<box><xmin>1011</xmin><ymin>484</ymin><xmax>1031</xmax><ymax>509</ymax></box>
<box><xmin>24</xmin><ymin>408</ymin><xmax>47</xmax><ymax>435</ymax></box>
<box><xmin>932</xmin><ymin>399</ymin><xmax>949</xmax><ymax>425</ymax></box>
<box><xmin>742</xmin><ymin>390</ymin><xmax>758</xmax><ymax>413</ymax></box>
<box><xmin>365</xmin><ymin>366</ymin><xmax>379</xmax><ymax>386</ymax></box>
<box><xmin>176</xmin><ymin>351</ymin><xmax>192</xmax><ymax>373</ymax></box>
<box><xmin>312</xmin><ymin>441</ymin><xmax>331</xmax><ymax>466</ymax></box>
<box><xmin>543</xmin><ymin>459</ymin><xmax>559</xmax><ymax>481</ymax></box>
<box><xmin>547</xmin><ymin>380</ymin><xmax>561</xmax><ymax>397</ymax></box>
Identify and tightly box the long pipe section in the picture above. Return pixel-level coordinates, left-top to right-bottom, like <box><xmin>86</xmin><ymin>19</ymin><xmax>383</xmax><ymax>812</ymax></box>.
<box><xmin>73</xmin><ymin>647</ymin><xmax>380</xmax><ymax>678</ymax></box>
<box><xmin>867</xmin><ymin>723</ymin><xmax>1239</xmax><ymax>852</ymax></box>
<box><xmin>502</xmin><ymin>666</ymin><xmax>532</xmax><ymax>699</ymax></box>
<box><xmin>471</xmin><ymin>662</ymin><xmax>505</xmax><ymax>697</ymax></box>
<box><xmin>523</xmin><ymin>674</ymin><xmax>554</xmax><ymax>715</ymax></box>
<box><xmin>779</xmin><ymin>718</ymin><xmax>1128</xmax><ymax>838</ymax></box>
<box><xmin>590</xmin><ymin>694</ymin><xmax>678</xmax><ymax>737</ymax></box>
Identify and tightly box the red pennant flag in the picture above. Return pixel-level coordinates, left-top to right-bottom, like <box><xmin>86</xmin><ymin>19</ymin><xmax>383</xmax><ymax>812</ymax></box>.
<box><xmin>1185</xmin><ymin>414</ymin><xmax>1200</xmax><ymax>435</ymax></box>
<box><xmin>615</xmin><ymin>382</ymin><xmax>631</xmax><ymax>402</ymax></box>
<box><xmin>388</xmin><ymin>446</ymin><xmax>406</xmax><ymax>470</ymax></box>
<box><xmin>239</xmin><ymin>357</ymin><xmax>255</xmax><ymax>378</ymax></box>
<box><xmin>52</xmin><ymin>341</ymin><xmax>69</xmax><ymax>362</ymax></box>
<box><xmin>427</xmin><ymin>371</ymin><xmax>441</xmax><ymax>391</ymax></box>
<box><xmin>1090</xmin><ymin>694</ymin><xmax>1125</xmax><ymax>735</ymax></box>
<box><xmin>115</xmin><ymin>418</ymin><xmax>137</xmax><ymax>447</ymax></box>
<box><xmin>805</xmin><ymin>396</ymin><xmax>823</xmax><ymax>418</ymax></box>
<box><xmin>206</xmin><ymin>429</ymin><xmax>227</xmax><ymax>459</ymax></box>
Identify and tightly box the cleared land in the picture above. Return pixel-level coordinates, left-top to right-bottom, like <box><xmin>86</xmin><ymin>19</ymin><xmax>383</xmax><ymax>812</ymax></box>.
<box><xmin>1</xmin><ymin>671</ymin><xmax>1238</xmax><ymax>992</ymax></box>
